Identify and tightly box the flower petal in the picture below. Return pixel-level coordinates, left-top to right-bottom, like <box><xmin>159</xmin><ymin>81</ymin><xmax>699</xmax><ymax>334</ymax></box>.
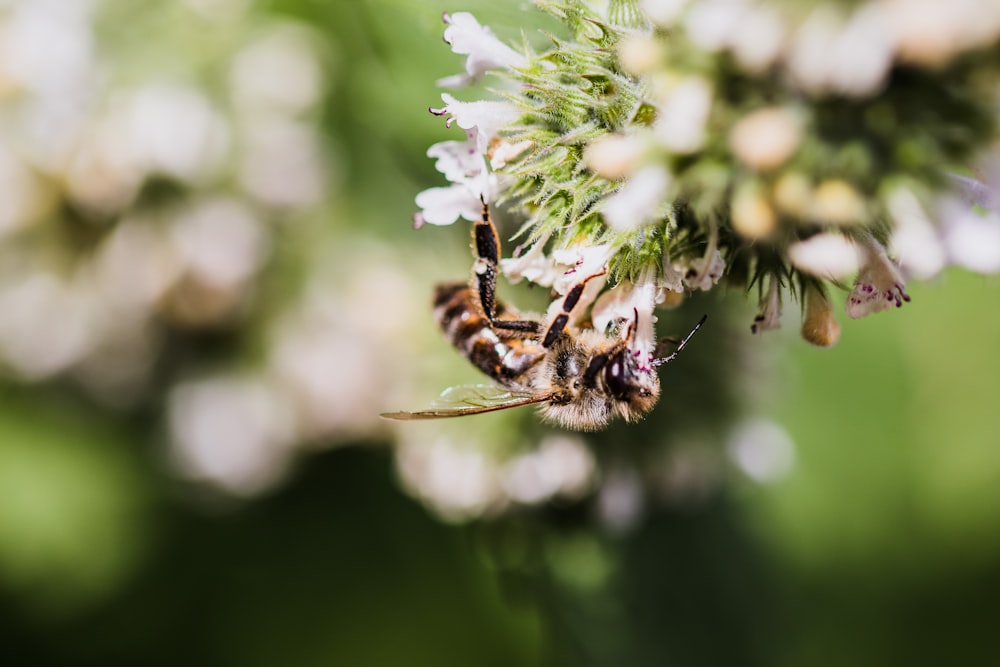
<box><xmin>437</xmin><ymin>12</ymin><xmax>528</xmax><ymax>88</ymax></box>
<box><xmin>414</xmin><ymin>184</ymin><xmax>483</xmax><ymax>226</ymax></box>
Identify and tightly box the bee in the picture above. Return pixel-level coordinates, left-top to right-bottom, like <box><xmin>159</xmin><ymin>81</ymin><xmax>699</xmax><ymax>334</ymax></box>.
<box><xmin>382</xmin><ymin>201</ymin><xmax>705</xmax><ymax>431</ymax></box>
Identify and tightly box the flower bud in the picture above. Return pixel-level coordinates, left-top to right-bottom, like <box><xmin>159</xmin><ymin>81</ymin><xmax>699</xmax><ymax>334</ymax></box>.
<box><xmin>800</xmin><ymin>282</ymin><xmax>841</xmax><ymax>347</ymax></box>
<box><xmin>731</xmin><ymin>184</ymin><xmax>777</xmax><ymax>239</ymax></box>
<box><xmin>811</xmin><ymin>179</ymin><xmax>865</xmax><ymax>225</ymax></box>
<box><xmin>729</xmin><ymin>107</ymin><xmax>801</xmax><ymax>171</ymax></box>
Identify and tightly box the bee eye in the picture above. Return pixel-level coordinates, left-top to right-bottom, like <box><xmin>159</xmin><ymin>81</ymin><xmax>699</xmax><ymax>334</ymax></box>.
<box><xmin>604</xmin><ymin>355</ymin><xmax>632</xmax><ymax>400</ymax></box>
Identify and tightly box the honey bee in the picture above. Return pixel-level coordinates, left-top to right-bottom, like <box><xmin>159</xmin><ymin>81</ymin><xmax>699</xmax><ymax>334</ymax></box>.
<box><xmin>382</xmin><ymin>201</ymin><xmax>705</xmax><ymax>431</ymax></box>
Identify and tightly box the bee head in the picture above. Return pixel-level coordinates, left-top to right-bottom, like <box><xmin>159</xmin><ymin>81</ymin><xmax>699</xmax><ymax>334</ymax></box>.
<box><xmin>603</xmin><ymin>348</ymin><xmax>660</xmax><ymax>419</ymax></box>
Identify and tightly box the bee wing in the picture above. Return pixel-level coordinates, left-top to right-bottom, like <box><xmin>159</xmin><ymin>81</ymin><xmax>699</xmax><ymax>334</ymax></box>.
<box><xmin>381</xmin><ymin>383</ymin><xmax>553</xmax><ymax>420</ymax></box>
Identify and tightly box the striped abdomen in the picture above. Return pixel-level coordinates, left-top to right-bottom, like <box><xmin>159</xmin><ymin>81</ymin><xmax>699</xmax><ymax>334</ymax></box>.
<box><xmin>433</xmin><ymin>283</ymin><xmax>545</xmax><ymax>385</ymax></box>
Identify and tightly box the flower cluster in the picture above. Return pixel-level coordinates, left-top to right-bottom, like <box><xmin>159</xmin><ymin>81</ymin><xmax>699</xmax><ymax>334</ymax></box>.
<box><xmin>415</xmin><ymin>0</ymin><xmax>1000</xmax><ymax>348</ymax></box>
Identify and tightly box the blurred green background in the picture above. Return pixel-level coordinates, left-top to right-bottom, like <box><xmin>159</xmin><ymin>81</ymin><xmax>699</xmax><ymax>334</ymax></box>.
<box><xmin>0</xmin><ymin>1</ymin><xmax>999</xmax><ymax>665</ymax></box>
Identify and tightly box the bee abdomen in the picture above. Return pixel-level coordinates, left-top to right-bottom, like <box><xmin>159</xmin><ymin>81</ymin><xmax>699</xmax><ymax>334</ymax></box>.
<box><xmin>433</xmin><ymin>282</ymin><xmax>544</xmax><ymax>384</ymax></box>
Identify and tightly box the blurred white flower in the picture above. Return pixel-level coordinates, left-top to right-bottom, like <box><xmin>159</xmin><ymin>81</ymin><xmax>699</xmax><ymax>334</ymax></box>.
<box><xmin>160</xmin><ymin>197</ymin><xmax>271</xmax><ymax>325</ymax></box>
<box><xmin>0</xmin><ymin>142</ymin><xmax>51</xmax><ymax>237</ymax></box>
<box><xmin>729</xmin><ymin>107</ymin><xmax>802</xmax><ymax>171</ymax></box>
<box><xmin>653</xmin><ymin>76</ymin><xmax>713</xmax><ymax>153</ymax></box>
<box><xmin>501</xmin><ymin>435</ymin><xmax>596</xmax><ymax>504</ymax></box>
<box><xmin>729</xmin><ymin>5</ymin><xmax>786</xmax><ymax>72</ymax></box>
<box><xmin>91</xmin><ymin>217</ymin><xmax>179</xmax><ymax>308</ymax></box>
<box><xmin>238</xmin><ymin>117</ymin><xmax>325</xmax><ymax>209</ymax></box>
<box><xmin>122</xmin><ymin>84</ymin><xmax>230</xmax><ymax>184</ymax></box>
<box><xmin>827</xmin><ymin>3</ymin><xmax>893</xmax><ymax>97</ymax></box>
<box><xmin>810</xmin><ymin>179</ymin><xmax>866</xmax><ymax>225</ymax></box>
<box><xmin>270</xmin><ymin>259</ymin><xmax>418</xmax><ymax>440</ymax></box>
<box><xmin>396</xmin><ymin>436</ymin><xmax>505</xmax><ymax>521</ymax></box>
<box><xmin>684</xmin><ymin>0</ymin><xmax>746</xmax><ymax>52</ymax></box>
<box><xmin>788</xmin><ymin>233</ymin><xmax>861</xmax><ymax>280</ymax></box>
<box><xmin>948</xmin><ymin>173</ymin><xmax>998</xmax><ymax>210</ymax></box>
<box><xmin>169</xmin><ymin>376</ymin><xmax>296</xmax><ymax>496</ymax></box>
<box><xmin>887</xmin><ymin>0</ymin><xmax>1000</xmax><ymax>66</ymax></box>
<box><xmin>230</xmin><ymin>24</ymin><xmax>323</xmax><ymax>116</ymax></box>
<box><xmin>727</xmin><ymin>418</ymin><xmax>796</xmax><ymax>483</ymax></box>
<box><xmin>939</xmin><ymin>197</ymin><xmax>1000</xmax><ymax>274</ymax></box>
<box><xmin>886</xmin><ymin>187</ymin><xmax>947</xmax><ymax>279</ymax></box>
<box><xmin>437</xmin><ymin>12</ymin><xmax>527</xmax><ymax>88</ymax></box>
<box><xmin>0</xmin><ymin>1</ymin><xmax>95</xmax><ymax>98</ymax></box>
<box><xmin>597</xmin><ymin>466</ymin><xmax>644</xmax><ymax>534</ymax></box>
<box><xmin>602</xmin><ymin>164</ymin><xmax>672</xmax><ymax>231</ymax></box>
<box><xmin>641</xmin><ymin>0</ymin><xmax>690</xmax><ymax>27</ymax></box>
<box><xmin>169</xmin><ymin>197</ymin><xmax>270</xmax><ymax>291</ymax></box>
<box><xmin>0</xmin><ymin>271</ymin><xmax>96</xmax><ymax>381</ymax></box>
<box><xmin>583</xmin><ymin>133</ymin><xmax>646</xmax><ymax>180</ymax></box>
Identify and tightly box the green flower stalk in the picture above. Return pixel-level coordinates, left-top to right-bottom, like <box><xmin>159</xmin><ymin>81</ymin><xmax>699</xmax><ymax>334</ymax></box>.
<box><xmin>416</xmin><ymin>0</ymin><xmax>1000</xmax><ymax>352</ymax></box>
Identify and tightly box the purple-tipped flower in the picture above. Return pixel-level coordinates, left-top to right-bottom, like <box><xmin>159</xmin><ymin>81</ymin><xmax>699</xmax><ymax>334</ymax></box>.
<box><xmin>846</xmin><ymin>237</ymin><xmax>911</xmax><ymax>319</ymax></box>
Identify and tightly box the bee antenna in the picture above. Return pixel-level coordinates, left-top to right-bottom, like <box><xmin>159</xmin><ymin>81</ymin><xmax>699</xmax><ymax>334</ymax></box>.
<box><xmin>651</xmin><ymin>315</ymin><xmax>707</xmax><ymax>367</ymax></box>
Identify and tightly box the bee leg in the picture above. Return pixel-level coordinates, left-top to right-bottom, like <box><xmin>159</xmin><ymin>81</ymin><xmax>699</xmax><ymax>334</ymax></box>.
<box><xmin>473</xmin><ymin>199</ymin><xmax>543</xmax><ymax>335</ymax></box>
<box><xmin>472</xmin><ymin>199</ymin><xmax>502</xmax><ymax>322</ymax></box>
<box><xmin>541</xmin><ymin>270</ymin><xmax>606</xmax><ymax>347</ymax></box>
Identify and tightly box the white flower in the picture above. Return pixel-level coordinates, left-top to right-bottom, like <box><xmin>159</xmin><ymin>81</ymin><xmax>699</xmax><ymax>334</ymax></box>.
<box><xmin>751</xmin><ymin>274</ymin><xmax>782</xmax><ymax>334</ymax></box>
<box><xmin>678</xmin><ymin>249</ymin><xmax>725</xmax><ymax>291</ymax></box>
<box><xmin>845</xmin><ymin>237</ymin><xmax>910</xmax><ymax>319</ymax></box>
<box><xmin>537</xmin><ymin>243</ymin><xmax>614</xmax><ymax>328</ymax></box>
<box><xmin>436</xmin><ymin>12</ymin><xmax>528</xmax><ymax>89</ymax></box>
<box><xmin>788</xmin><ymin>232</ymin><xmax>861</xmax><ymax>280</ymax></box>
<box><xmin>430</xmin><ymin>93</ymin><xmax>520</xmax><ymax>154</ymax></box>
<box><xmin>660</xmin><ymin>260</ymin><xmax>685</xmax><ymax>294</ymax></box>
<box><xmin>488</xmin><ymin>138</ymin><xmax>532</xmax><ymax>169</ymax></box>
<box><xmin>413</xmin><ymin>184</ymin><xmax>485</xmax><ymax>227</ymax></box>
<box><xmin>414</xmin><ymin>127</ymin><xmax>495</xmax><ymax>226</ymax></box>
<box><xmin>550</xmin><ymin>243</ymin><xmax>614</xmax><ymax>295</ymax></box>
<box><xmin>501</xmin><ymin>234</ymin><xmax>560</xmax><ymax>286</ymax></box>
<box><xmin>592</xmin><ymin>268</ymin><xmax>663</xmax><ymax>367</ymax></box>
<box><xmin>427</xmin><ymin>128</ymin><xmax>483</xmax><ymax>183</ymax></box>
<box><xmin>602</xmin><ymin>164</ymin><xmax>672</xmax><ymax>231</ymax></box>
<box><xmin>415</xmin><ymin>95</ymin><xmax>517</xmax><ymax>225</ymax></box>
<box><xmin>502</xmin><ymin>240</ymin><xmax>613</xmax><ymax>316</ymax></box>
